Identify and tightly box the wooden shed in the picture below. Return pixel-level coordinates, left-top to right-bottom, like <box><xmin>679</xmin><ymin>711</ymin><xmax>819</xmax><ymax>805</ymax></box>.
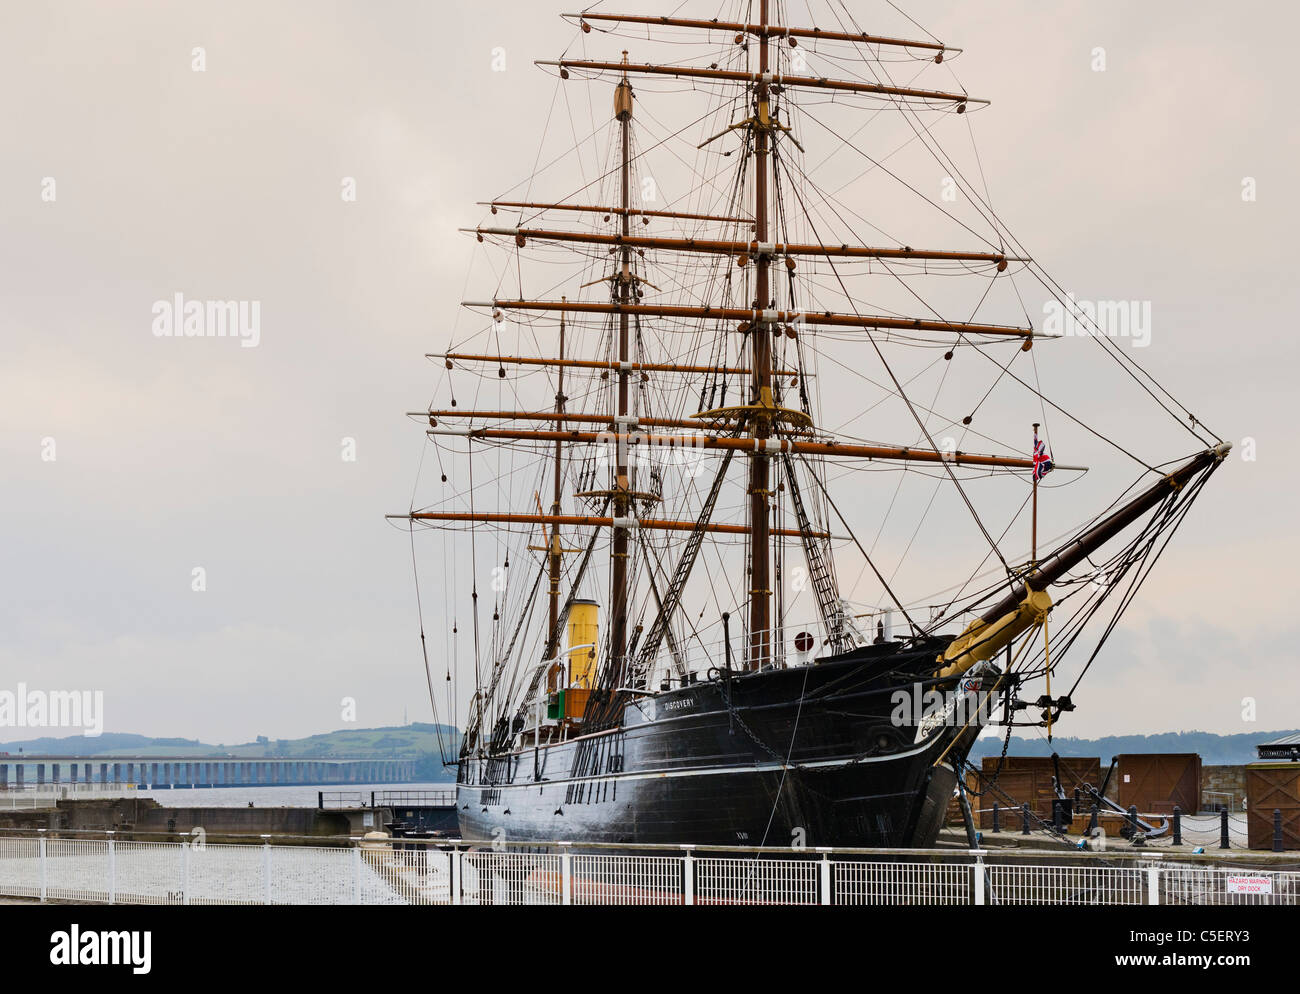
<box><xmin>1116</xmin><ymin>753</ymin><xmax>1202</xmax><ymax>815</ymax></box>
<box><xmin>977</xmin><ymin>755</ymin><xmax>1101</xmax><ymax>828</ymax></box>
<box><xmin>1245</xmin><ymin>762</ymin><xmax>1300</xmax><ymax>851</ymax></box>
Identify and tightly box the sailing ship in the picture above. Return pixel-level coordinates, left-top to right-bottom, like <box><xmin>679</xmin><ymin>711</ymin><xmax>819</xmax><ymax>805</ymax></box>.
<box><xmin>395</xmin><ymin>2</ymin><xmax>1230</xmax><ymax>848</ymax></box>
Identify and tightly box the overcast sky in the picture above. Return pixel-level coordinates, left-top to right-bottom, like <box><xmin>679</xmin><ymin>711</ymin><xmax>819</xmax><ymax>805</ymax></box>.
<box><xmin>2</xmin><ymin>0</ymin><xmax>1296</xmax><ymax>747</ymax></box>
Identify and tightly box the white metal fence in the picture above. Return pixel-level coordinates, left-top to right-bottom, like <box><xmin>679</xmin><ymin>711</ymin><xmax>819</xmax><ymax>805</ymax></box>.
<box><xmin>1159</xmin><ymin>864</ymin><xmax>1300</xmax><ymax>906</ymax></box>
<box><xmin>0</xmin><ymin>835</ymin><xmax>1296</xmax><ymax>906</ymax></box>
<box><xmin>834</xmin><ymin>858</ymin><xmax>972</xmax><ymax>905</ymax></box>
<box><xmin>1</xmin><ymin>783</ymin><xmax>139</xmax><ymax>809</ymax></box>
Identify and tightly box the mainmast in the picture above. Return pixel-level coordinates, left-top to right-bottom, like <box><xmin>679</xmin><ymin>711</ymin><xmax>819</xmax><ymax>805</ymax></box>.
<box><xmin>746</xmin><ymin>0</ymin><xmax>774</xmax><ymax>669</ymax></box>
<box><xmin>610</xmin><ymin>53</ymin><xmax>634</xmax><ymax>684</ymax></box>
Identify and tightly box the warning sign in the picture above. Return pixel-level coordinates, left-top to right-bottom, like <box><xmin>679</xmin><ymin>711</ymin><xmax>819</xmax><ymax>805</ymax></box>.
<box><xmin>1225</xmin><ymin>875</ymin><xmax>1273</xmax><ymax>895</ymax></box>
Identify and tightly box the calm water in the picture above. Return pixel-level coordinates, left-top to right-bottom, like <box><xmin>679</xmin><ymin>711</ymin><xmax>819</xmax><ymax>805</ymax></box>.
<box><xmin>133</xmin><ymin>781</ymin><xmax>452</xmax><ymax>808</ymax></box>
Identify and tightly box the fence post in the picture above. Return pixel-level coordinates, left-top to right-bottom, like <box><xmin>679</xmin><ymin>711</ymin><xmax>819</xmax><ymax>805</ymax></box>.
<box><xmin>38</xmin><ymin>832</ymin><xmax>47</xmax><ymax>903</ymax></box>
<box><xmin>682</xmin><ymin>845</ymin><xmax>695</xmax><ymax>906</ymax></box>
<box><xmin>973</xmin><ymin>853</ymin><xmax>985</xmax><ymax>906</ymax></box>
<box><xmin>1147</xmin><ymin>864</ymin><xmax>1160</xmax><ymax>905</ymax></box>
<box><xmin>1021</xmin><ymin>803</ymin><xmax>1030</xmax><ymax>835</ymax></box>
<box><xmin>261</xmin><ymin>836</ymin><xmax>272</xmax><ymax>905</ymax></box>
<box><xmin>818</xmin><ymin>849</ymin><xmax>832</xmax><ymax>906</ymax></box>
<box><xmin>1274</xmin><ymin>809</ymin><xmax>1284</xmax><ymax>853</ymax></box>
<box><xmin>450</xmin><ymin>847</ymin><xmax>462</xmax><ymax>906</ymax></box>
<box><xmin>1172</xmin><ymin>807</ymin><xmax>1182</xmax><ymax>846</ymax></box>
<box><xmin>107</xmin><ymin>833</ymin><xmax>116</xmax><ymax>905</ymax></box>
<box><xmin>560</xmin><ymin>842</ymin><xmax>572</xmax><ymax>906</ymax></box>
<box><xmin>352</xmin><ymin>845</ymin><xmax>362</xmax><ymax>904</ymax></box>
<box><xmin>181</xmin><ymin>838</ymin><xmax>190</xmax><ymax>906</ymax></box>
<box><xmin>1220</xmin><ymin>808</ymin><xmax>1230</xmax><ymax>850</ymax></box>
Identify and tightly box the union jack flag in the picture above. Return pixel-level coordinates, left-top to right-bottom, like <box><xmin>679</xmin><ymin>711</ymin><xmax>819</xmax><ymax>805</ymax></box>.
<box><xmin>1033</xmin><ymin>432</ymin><xmax>1054</xmax><ymax>482</ymax></box>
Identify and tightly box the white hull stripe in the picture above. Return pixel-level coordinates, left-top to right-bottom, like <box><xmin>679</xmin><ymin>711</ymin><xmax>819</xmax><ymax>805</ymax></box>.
<box><xmin>461</xmin><ymin>733</ymin><xmax>943</xmax><ymax>792</ymax></box>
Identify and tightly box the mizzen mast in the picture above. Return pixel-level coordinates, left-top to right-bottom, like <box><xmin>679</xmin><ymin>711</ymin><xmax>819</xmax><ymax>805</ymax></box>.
<box><xmin>544</xmin><ymin>301</ymin><xmax>568</xmax><ymax>661</ymax></box>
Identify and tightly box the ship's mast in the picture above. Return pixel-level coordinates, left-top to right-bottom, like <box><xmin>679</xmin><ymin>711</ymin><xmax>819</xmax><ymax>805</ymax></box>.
<box><xmin>396</xmin><ymin>7</ymin><xmax>1230</xmax><ymax>768</ymax></box>
<box><xmin>746</xmin><ymin>0</ymin><xmax>774</xmax><ymax>669</ymax></box>
<box><xmin>610</xmin><ymin>54</ymin><xmax>634</xmax><ymax>683</ymax></box>
<box><xmin>426</xmin><ymin>12</ymin><xmax>1018</xmax><ymax>713</ymax></box>
<box><xmin>545</xmin><ymin>301</ymin><xmax>567</xmax><ymax>660</ymax></box>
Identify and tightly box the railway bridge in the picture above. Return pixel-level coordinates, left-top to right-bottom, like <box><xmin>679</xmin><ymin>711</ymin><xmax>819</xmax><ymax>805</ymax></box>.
<box><xmin>0</xmin><ymin>755</ymin><xmax>415</xmax><ymax>789</ymax></box>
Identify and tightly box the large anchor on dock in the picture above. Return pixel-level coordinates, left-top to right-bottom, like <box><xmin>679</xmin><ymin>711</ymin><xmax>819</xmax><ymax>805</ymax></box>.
<box><xmin>1075</xmin><ymin>758</ymin><xmax>1169</xmax><ymax>844</ymax></box>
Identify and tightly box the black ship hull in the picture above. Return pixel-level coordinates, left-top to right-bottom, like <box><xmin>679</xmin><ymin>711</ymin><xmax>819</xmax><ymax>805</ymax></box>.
<box><xmin>457</xmin><ymin>638</ymin><xmax>990</xmax><ymax>848</ymax></box>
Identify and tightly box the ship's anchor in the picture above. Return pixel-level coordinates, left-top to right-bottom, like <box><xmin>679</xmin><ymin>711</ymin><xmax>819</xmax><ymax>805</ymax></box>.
<box><xmin>1078</xmin><ymin>758</ymin><xmax>1170</xmax><ymax>843</ymax></box>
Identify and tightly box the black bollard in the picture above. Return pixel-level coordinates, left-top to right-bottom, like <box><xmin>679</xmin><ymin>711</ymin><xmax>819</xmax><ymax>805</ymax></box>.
<box><xmin>1088</xmin><ymin>803</ymin><xmax>1099</xmax><ymax>835</ymax></box>
<box><xmin>1128</xmin><ymin>804</ymin><xmax>1139</xmax><ymax>837</ymax></box>
<box><xmin>1274</xmin><ymin>809</ymin><xmax>1284</xmax><ymax>853</ymax></box>
<box><xmin>1074</xmin><ymin>787</ymin><xmax>1081</xmax><ymax>809</ymax></box>
<box><xmin>1021</xmin><ymin>802</ymin><xmax>1031</xmax><ymax>835</ymax></box>
<box><xmin>1173</xmin><ymin>806</ymin><xmax>1182</xmax><ymax>846</ymax></box>
<box><xmin>992</xmin><ymin>800</ymin><xmax>1001</xmax><ymax>833</ymax></box>
<box><xmin>1220</xmin><ymin>807</ymin><xmax>1230</xmax><ymax>849</ymax></box>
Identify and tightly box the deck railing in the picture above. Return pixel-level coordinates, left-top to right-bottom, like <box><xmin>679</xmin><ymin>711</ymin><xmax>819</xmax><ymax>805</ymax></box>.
<box><xmin>317</xmin><ymin>789</ymin><xmax>456</xmax><ymax>810</ymax></box>
<box><xmin>0</xmin><ymin>832</ymin><xmax>1295</xmax><ymax>906</ymax></box>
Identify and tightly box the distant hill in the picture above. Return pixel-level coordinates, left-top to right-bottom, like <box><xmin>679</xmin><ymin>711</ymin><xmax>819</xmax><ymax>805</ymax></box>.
<box><xmin>7</xmin><ymin>724</ymin><xmax>1284</xmax><ymax>772</ymax></box>
<box><xmin>969</xmin><ymin>729</ymin><xmax>1299</xmax><ymax>767</ymax></box>
<box><xmin>0</xmin><ymin>723</ymin><xmax>462</xmax><ymax>781</ymax></box>
<box><xmin>0</xmin><ymin>733</ymin><xmax>203</xmax><ymax>755</ymax></box>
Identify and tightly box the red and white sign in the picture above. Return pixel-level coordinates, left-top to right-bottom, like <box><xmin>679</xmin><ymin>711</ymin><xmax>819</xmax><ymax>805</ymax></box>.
<box><xmin>1225</xmin><ymin>875</ymin><xmax>1273</xmax><ymax>895</ymax></box>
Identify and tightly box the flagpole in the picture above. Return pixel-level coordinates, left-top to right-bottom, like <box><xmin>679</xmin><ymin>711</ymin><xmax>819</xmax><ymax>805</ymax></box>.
<box><xmin>1033</xmin><ymin>421</ymin><xmax>1052</xmax><ymax>742</ymax></box>
<box><xmin>1031</xmin><ymin>422</ymin><xmax>1039</xmax><ymax>568</ymax></box>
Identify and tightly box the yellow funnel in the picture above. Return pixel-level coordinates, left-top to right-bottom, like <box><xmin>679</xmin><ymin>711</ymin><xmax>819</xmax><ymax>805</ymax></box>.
<box><xmin>566</xmin><ymin>599</ymin><xmax>599</xmax><ymax>688</ymax></box>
